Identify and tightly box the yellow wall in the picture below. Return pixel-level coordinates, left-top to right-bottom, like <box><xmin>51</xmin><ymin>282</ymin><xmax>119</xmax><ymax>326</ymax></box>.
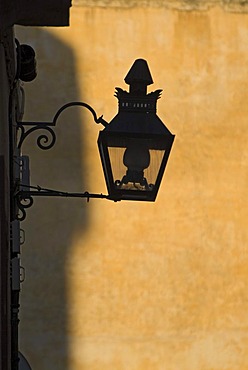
<box><xmin>16</xmin><ymin>2</ymin><xmax>248</xmax><ymax>369</ymax></box>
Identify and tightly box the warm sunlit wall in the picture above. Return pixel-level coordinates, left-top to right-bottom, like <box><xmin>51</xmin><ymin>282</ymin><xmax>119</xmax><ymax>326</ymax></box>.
<box><xmin>16</xmin><ymin>1</ymin><xmax>248</xmax><ymax>369</ymax></box>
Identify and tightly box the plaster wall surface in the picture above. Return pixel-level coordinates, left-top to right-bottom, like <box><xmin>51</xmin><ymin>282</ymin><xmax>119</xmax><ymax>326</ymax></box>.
<box><xmin>16</xmin><ymin>2</ymin><xmax>248</xmax><ymax>369</ymax></box>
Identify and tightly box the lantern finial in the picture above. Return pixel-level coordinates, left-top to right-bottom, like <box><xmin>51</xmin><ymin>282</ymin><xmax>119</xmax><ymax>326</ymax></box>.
<box><xmin>124</xmin><ymin>59</ymin><xmax>153</xmax><ymax>96</ymax></box>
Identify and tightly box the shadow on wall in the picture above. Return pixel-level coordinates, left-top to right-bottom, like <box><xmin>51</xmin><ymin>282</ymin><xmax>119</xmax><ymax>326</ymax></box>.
<box><xmin>16</xmin><ymin>27</ymin><xmax>88</xmax><ymax>370</ymax></box>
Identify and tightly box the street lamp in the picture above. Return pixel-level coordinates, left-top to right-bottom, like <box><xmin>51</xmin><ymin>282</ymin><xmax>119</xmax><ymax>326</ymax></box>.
<box><xmin>14</xmin><ymin>59</ymin><xmax>174</xmax><ymax>219</ymax></box>
<box><xmin>98</xmin><ymin>58</ymin><xmax>175</xmax><ymax>201</ymax></box>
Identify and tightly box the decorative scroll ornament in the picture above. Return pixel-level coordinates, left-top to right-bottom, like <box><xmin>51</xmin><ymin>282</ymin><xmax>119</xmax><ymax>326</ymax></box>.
<box><xmin>17</xmin><ymin>123</ymin><xmax>56</xmax><ymax>150</ymax></box>
<box><xmin>15</xmin><ymin>193</ymin><xmax>34</xmax><ymax>222</ymax></box>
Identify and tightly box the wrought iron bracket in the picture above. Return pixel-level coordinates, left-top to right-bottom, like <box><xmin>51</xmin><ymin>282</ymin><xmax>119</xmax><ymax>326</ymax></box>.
<box><xmin>14</xmin><ymin>101</ymin><xmax>112</xmax><ymax>220</ymax></box>
<box><xmin>16</xmin><ymin>101</ymin><xmax>109</xmax><ymax>150</ymax></box>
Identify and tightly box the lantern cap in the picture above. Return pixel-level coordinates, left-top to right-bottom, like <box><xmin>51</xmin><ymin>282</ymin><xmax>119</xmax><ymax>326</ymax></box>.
<box><xmin>124</xmin><ymin>59</ymin><xmax>153</xmax><ymax>86</ymax></box>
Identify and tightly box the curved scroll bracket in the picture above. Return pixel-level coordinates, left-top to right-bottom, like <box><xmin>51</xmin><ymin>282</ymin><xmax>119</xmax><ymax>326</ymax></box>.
<box><xmin>15</xmin><ymin>194</ymin><xmax>34</xmax><ymax>222</ymax></box>
<box><xmin>17</xmin><ymin>101</ymin><xmax>109</xmax><ymax>150</ymax></box>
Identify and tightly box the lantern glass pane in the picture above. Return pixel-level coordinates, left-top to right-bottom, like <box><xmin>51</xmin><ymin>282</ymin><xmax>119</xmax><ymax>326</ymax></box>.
<box><xmin>147</xmin><ymin>149</ymin><xmax>165</xmax><ymax>184</ymax></box>
<box><xmin>108</xmin><ymin>146</ymin><xmax>166</xmax><ymax>192</ymax></box>
<box><xmin>108</xmin><ymin>147</ymin><xmax>126</xmax><ymax>184</ymax></box>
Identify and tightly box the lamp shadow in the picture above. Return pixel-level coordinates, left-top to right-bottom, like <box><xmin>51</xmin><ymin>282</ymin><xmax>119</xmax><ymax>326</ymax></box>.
<box><xmin>16</xmin><ymin>27</ymin><xmax>87</xmax><ymax>370</ymax></box>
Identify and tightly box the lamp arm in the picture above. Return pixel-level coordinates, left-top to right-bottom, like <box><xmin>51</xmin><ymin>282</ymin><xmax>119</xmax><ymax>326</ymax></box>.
<box><xmin>15</xmin><ymin>184</ymin><xmax>120</xmax><ymax>221</ymax></box>
<box><xmin>17</xmin><ymin>101</ymin><xmax>108</xmax><ymax>150</ymax></box>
